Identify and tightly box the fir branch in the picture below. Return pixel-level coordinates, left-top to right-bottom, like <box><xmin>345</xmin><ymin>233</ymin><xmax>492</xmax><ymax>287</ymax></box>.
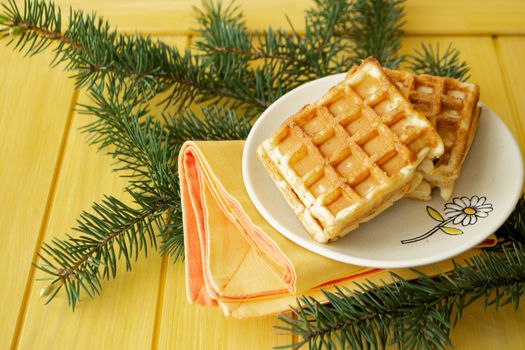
<box><xmin>0</xmin><ymin>0</ymin><xmax>66</xmax><ymax>52</ymax></box>
<box><xmin>0</xmin><ymin>0</ymin><xmax>408</xmax><ymax>116</ymax></box>
<box><xmin>37</xmin><ymin>79</ymin><xmax>185</xmax><ymax>307</ymax></box>
<box><xmin>194</xmin><ymin>0</ymin><xmax>356</xmax><ymax>95</ymax></box>
<box><xmin>79</xmin><ymin>84</ymin><xmax>179</xmax><ymax>210</ymax></box>
<box><xmin>80</xmin><ymin>80</ymin><xmax>189</xmax><ymax>257</ymax></box>
<box><xmin>344</xmin><ymin>0</ymin><xmax>406</xmax><ymax>68</ymax></box>
<box><xmin>194</xmin><ymin>0</ymin><xmax>251</xmax><ymax>60</ymax></box>
<box><xmin>38</xmin><ymin>194</ymin><xmax>170</xmax><ymax>309</ymax></box>
<box><xmin>0</xmin><ymin>0</ymin><xmax>272</xmax><ymax>111</ymax></box>
<box><xmin>278</xmin><ymin>243</ymin><xmax>525</xmax><ymax>350</ymax></box>
<box><xmin>406</xmin><ymin>42</ymin><xmax>471</xmax><ymax>81</ymax></box>
<box><xmin>297</xmin><ymin>0</ymin><xmax>354</xmax><ymax>76</ymax></box>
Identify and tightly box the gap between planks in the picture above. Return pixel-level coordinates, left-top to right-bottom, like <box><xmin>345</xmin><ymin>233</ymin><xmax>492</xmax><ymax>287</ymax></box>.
<box><xmin>10</xmin><ymin>89</ymin><xmax>80</xmax><ymax>350</ymax></box>
<box><xmin>151</xmin><ymin>256</ymin><xmax>169</xmax><ymax>350</ymax></box>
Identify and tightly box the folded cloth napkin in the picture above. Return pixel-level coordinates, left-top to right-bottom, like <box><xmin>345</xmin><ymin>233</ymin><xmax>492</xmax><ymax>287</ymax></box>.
<box><xmin>179</xmin><ymin>140</ymin><xmax>496</xmax><ymax>319</ymax></box>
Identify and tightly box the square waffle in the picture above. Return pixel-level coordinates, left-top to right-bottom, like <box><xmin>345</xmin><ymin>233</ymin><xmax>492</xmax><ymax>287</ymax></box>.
<box><xmin>385</xmin><ymin>69</ymin><xmax>480</xmax><ymax>200</ymax></box>
<box><xmin>258</xmin><ymin>58</ymin><xmax>444</xmax><ymax>243</ymax></box>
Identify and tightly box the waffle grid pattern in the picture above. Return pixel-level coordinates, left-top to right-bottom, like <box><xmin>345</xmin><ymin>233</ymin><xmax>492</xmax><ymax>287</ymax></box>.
<box><xmin>385</xmin><ymin>69</ymin><xmax>480</xmax><ymax>198</ymax></box>
<box><xmin>260</xmin><ymin>59</ymin><xmax>444</xmax><ymax>241</ymax></box>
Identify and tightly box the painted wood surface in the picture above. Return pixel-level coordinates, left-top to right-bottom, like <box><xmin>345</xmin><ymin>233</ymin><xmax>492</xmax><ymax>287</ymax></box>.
<box><xmin>0</xmin><ymin>46</ymin><xmax>75</xmax><ymax>350</ymax></box>
<box><xmin>49</xmin><ymin>0</ymin><xmax>525</xmax><ymax>35</ymax></box>
<box><xmin>1</xmin><ymin>1</ymin><xmax>524</xmax><ymax>349</ymax></box>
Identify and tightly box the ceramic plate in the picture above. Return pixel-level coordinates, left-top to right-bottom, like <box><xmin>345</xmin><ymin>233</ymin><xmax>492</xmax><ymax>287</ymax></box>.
<box><xmin>242</xmin><ymin>73</ymin><xmax>524</xmax><ymax>268</ymax></box>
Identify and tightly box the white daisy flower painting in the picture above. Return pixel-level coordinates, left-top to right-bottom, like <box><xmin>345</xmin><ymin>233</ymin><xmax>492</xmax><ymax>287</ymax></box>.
<box><xmin>444</xmin><ymin>196</ymin><xmax>493</xmax><ymax>226</ymax></box>
<box><xmin>401</xmin><ymin>195</ymin><xmax>493</xmax><ymax>244</ymax></box>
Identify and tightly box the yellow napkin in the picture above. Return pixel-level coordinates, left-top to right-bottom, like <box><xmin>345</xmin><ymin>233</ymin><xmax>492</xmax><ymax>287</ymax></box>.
<box><xmin>179</xmin><ymin>140</ymin><xmax>495</xmax><ymax>318</ymax></box>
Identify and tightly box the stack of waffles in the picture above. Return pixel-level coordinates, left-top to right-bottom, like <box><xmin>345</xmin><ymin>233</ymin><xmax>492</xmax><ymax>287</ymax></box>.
<box><xmin>258</xmin><ymin>58</ymin><xmax>480</xmax><ymax>243</ymax></box>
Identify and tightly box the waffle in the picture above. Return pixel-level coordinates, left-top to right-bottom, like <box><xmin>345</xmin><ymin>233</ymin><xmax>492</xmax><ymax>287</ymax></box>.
<box><xmin>258</xmin><ymin>58</ymin><xmax>444</xmax><ymax>243</ymax></box>
<box><xmin>384</xmin><ymin>69</ymin><xmax>480</xmax><ymax>200</ymax></box>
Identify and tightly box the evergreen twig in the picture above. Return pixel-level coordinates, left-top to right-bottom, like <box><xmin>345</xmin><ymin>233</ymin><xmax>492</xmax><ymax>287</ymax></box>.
<box><xmin>37</xmin><ymin>79</ymin><xmax>182</xmax><ymax>307</ymax></box>
<box><xmin>344</xmin><ymin>0</ymin><xmax>406</xmax><ymax>68</ymax></box>
<box><xmin>38</xmin><ymin>195</ymin><xmax>170</xmax><ymax>309</ymax></box>
<box><xmin>277</xmin><ymin>241</ymin><xmax>525</xmax><ymax>350</ymax></box>
<box><xmin>0</xmin><ymin>0</ymin><xmax>273</xmax><ymax>111</ymax></box>
<box><xmin>406</xmin><ymin>42</ymin><xmax>471</xmax><ymax>81</ymax></box>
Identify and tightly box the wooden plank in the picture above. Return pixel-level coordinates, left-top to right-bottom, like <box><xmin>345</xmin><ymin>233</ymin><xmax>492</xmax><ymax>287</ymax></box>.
<box><xmin>401</xmin><ymin>35</ymin><xmax>525</xmax><ymax>349</ymax></box>
<box><xmin>404</xmin><ymin>0</ymin><xmax>525</xmax><ymax>35</ymax></box>
<box><xmin>494</xmin><ymin>37</ymin><xmax>525</xmax><ymax>160</ymax></box>
<box><xmin>41</xmin><ymin>0</ymin><xmax>525</xmax><ymax>35</ymax></box>
<box><xmin>0</xmin><ymin>46</ymin><xmax>75</xmax><ymax>349</ymax></box>
<box><xmin>13</xmin><ymin>37</ymin><xmax>189</xmax><ymax>350</ymax></box>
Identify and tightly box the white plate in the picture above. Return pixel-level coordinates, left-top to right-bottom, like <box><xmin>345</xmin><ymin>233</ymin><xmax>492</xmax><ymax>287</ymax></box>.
<box><xmin>243</xmin><ymin>73</ymin><xmax>524</xmax><ymax>268</ymax></box>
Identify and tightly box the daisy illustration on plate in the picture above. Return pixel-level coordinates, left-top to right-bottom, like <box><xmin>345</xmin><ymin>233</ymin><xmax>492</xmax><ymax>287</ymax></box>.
<box><xmin>401</xmin><ymin>195</ymin><xmax>493</xmax><ymax>244</ymax></box>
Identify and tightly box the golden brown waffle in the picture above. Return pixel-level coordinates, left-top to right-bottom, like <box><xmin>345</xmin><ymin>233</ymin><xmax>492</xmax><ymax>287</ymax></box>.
<box><xmin>385</xmin><ymin>69</ymin><xmax>480</xmax><ymax>200</ymax></box>
<box><xmin>258</xmin><ymin>58</ymin><xmax>444</xmax><ymax>243</ymax></box>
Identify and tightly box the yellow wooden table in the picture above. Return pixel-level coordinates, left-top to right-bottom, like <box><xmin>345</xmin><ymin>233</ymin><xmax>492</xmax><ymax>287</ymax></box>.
<box><xmin>1</xmin><ymin>1</ymin><xmax>525</xmax><ymax>349</ymax></box>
